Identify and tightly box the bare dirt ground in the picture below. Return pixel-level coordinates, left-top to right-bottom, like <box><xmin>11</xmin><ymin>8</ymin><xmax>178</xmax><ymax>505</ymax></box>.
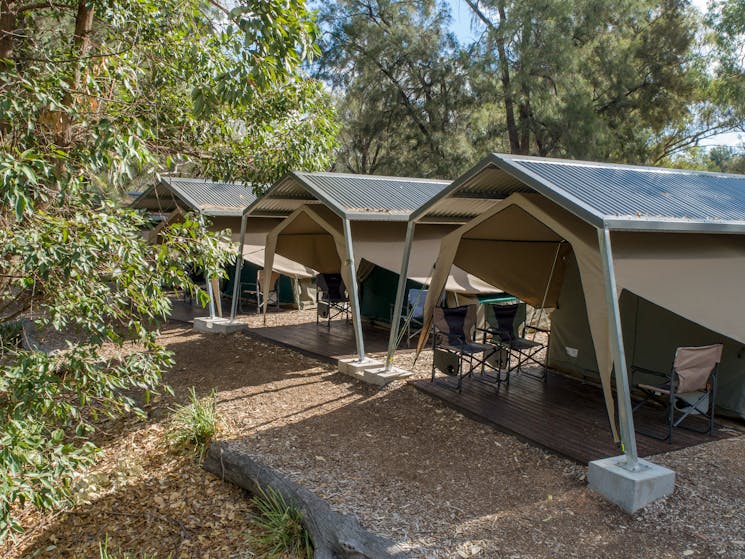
<box><xmin>5</xmin><ymin>307</ymin><xmax>745</xmax><ymax>559</ymax></box>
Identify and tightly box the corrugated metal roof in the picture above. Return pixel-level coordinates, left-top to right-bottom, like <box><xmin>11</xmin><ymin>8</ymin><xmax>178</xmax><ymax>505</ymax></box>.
<box><xmin>416</xmin><ymin>153</ymin><xmax>745</xmax><ymax>233</ymax></box>
<box><xmin>131</xmin><ymin>176</ymin><xmax>256</xmax><ymax>217</ymax></box>
<box><xmin>246</xmin><ymin>171</ymin><xmax>451</xmax><ymax>221</ymax></box>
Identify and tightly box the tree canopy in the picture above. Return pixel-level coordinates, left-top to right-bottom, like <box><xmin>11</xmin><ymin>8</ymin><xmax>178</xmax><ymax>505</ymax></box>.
<box><xmin>316</xmin><ymin>0</ymin><xmax>475</xmax><ymax>177</ymax></box>
<box><xmin>316</xmin><ymin>0</ymin><xmax>745</xmax><ymax>176</ymax></box>
<box><xmin>0</xmin><ymin>0</ymin><xmax>336</xmax><ymax>537</ymax></box>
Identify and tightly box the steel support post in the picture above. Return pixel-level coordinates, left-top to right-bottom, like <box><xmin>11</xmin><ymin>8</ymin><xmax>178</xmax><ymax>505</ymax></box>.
<box><xmin>385</xmin><ymin>221</ymin><xmax>416</xmax><ymax>372</ymax></box>
<box><xmin>229</xmin><ymin>214</ymin><xmax>248</xmax><ymax>321</ymax></box>
<box><xmin>597</xmin><ymin>227</ymin><xmax>640</xmax><ymax>471</ymax></box>
<box><xmin>206</xmin><ymin>277</ymin><xmax>216</xmax><ymax>319</ymax></box>
<box><xmin>342</xmin><ymin>217</ymin><xmax>366</xmax><ymax>362</ymax></box>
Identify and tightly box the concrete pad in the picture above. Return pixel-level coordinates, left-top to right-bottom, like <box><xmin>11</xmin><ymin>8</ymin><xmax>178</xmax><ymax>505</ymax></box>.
<box><xmin>588</xmin><ymin>455</ymin><xmax>675</xmax><ymax>514</ymax></box>
<box><xmin>338</xmin><ymin>358</ymin><xmax>383</xmax><ymax>382</ymax></box>
<box><xmin>193</xmin><ymin>317</ymin><xmax>247</xmax><ymax>335</ymax></box>
<box><xmin>362</xmin><ymin>365</ymin><xmax>413</xmax><ymax>386</ymax></box>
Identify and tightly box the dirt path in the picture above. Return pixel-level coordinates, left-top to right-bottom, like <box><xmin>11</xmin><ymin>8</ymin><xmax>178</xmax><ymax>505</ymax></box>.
<box><xmin>5</xmin><ymin>319</ymin><xmax>745</xmax><ymax>558</ymax></box>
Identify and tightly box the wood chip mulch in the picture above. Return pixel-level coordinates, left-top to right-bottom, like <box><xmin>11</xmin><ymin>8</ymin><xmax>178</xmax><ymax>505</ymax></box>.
<box><xmin>4</xmin><ymin>308</ymin><xmax>745</xmax><ymax>559</ymax></box>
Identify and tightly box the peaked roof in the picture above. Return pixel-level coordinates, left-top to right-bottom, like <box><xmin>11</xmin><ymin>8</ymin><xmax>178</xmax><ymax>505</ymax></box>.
<box><xmin>131</xmin><ymin>176</ymin><xmax>256</xmax><ymax>217</ymax></box>
<box><xmin>416</xmin><ymin>153</ymin><xmax>745</xmax><ymax>233</ymax></box>
<box><xmin>244</xmin><ymin>171</ymin><xmax>451</xmax><ymax>221</ymax></box>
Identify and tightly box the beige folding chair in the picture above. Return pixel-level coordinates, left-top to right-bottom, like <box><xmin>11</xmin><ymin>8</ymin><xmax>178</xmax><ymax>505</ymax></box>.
<box><xmin>633</xmin><ymin>344</ymin><xmax>723</xmax><ymax>442</ymax></box>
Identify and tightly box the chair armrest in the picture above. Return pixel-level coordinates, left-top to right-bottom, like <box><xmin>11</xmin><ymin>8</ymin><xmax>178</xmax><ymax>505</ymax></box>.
<box><xmin>630</xmin><ymin>365</ymin><xmax>669</xmax><ymax>385</ymax></box>
<box><xmin>523</xmin><ymin>324</ymin><xmax>549</xmax><ymax>334</ymax></box>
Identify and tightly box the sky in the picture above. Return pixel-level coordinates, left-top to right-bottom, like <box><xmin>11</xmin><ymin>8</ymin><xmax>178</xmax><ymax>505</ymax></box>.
<box><xmin>444</xmin><ymin>0</ymin><xmax>743</xmax><ymax>149</ymax></box>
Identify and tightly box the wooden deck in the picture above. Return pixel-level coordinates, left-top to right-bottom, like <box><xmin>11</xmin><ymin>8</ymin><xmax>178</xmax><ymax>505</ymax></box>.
<box><xmin>412</xmin><ymin>371</ymin><xmax>743</xmax><ymax>464</ymax></box>
<box><xmin>228</xmin><ymin>308</ymin><xmax>742</xmax><ymax>464</ymax></box>
<box><xmin>245</xmin><ymin>318</ymin><xmax>410</xmax><ymax>363</ymax></box>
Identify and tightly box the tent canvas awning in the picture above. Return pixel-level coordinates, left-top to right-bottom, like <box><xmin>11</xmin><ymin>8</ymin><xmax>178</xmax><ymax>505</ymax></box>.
<box><xmin>264</xmin><ymin>205</ymin><xmax>500</xmax><ymax>294</ymax></box>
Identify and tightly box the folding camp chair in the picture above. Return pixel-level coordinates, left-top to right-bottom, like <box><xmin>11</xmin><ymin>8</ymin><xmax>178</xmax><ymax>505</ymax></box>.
<box><xmin>316</xmin><ymin>273</ymin><xmax>350</xmax><ymax>328</ymax></box>
<box><xmin>479</xmin><ymin>302</ymin><xmax>546</xmax><ymax>384</ymax></box>
<box><xmin>239</xmin><ymin>270</ymin><xmax>280</xmax><ymax>313</ymax></box>
<box><xmin>431</xmin><ymin>305</ymin><xmax>497</xmax><ymax>392</ymax></box>
<box><xmin>632</xmin><ymin>344</ymin><xmax>722</xmax><ymax>443</ymax></box>
<box><xmin>392</xmin><ymin>288</ymin><xmax>443</xmax><ymax>348</ymax></box>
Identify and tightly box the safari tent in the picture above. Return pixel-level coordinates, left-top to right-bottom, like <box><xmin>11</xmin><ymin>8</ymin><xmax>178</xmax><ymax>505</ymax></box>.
<box><xmin>242</xmin><ymin>171</ymin><xmax>498</xmax><ymax>362</ymax></box>
<box><xmin>130</xmin><ymin>176</ymin><xmax>315</xmax><ymax>307</ymax></box>
<box><xmin>414</xmin><ymin>153</ymin><xmax>745</xmax><ymax>462</ymax></box>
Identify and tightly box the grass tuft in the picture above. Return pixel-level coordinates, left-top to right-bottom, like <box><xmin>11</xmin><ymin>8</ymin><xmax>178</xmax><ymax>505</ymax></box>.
<box><xmin>166</xmin><ymin>387</ymin><xmax>218</xmax><ymax>459</ymax></box>
<box><xmin>248</xmin><ymin>486</ymin><xmax>313</xmax><ymax>559</ymax></box>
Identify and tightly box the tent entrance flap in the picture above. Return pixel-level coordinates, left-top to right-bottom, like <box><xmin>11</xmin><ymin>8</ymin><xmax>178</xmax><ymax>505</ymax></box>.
<box><xmin>416</xmin><ymin>193</ymin><xmax>620</xmax><ymax>444</ymax></box>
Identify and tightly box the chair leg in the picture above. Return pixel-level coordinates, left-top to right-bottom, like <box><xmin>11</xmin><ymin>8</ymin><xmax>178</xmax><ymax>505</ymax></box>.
<box><xmin>709</xmin><ymin>372</ymin><xmax>717</xmax><ymax>436</ymax></box>
<box><xmin>666</xmin><ymin>387</ymin><xmax>675</xmax><ymax>443</ymax></box>
<box><xmin>457</xmin><ymin>350</ymin><xmax>465</xmax><ymax>393</ymax></box>
<box><xmin>430</xmin><ymin>333</ymin><xmax>436</xmax><ymax>383</ymax></box>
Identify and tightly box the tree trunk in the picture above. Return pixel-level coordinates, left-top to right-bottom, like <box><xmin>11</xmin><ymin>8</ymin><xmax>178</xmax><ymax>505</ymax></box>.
<box><xmin>203</xmin><ymin>441</ymin><xmax>408</xmax><ymax>559</ymax></box>
<box><xmin>463</xmin><ymin>0</ymin><xmax>522</xmax><ymax>154</ymax></box>
<box><xmin>55</xmin><ymin>0</ymin><xmax>94</xmax><ymax>147</ymax></box>
<box><xmin>0</xmin><ymin>0</ymin><xmax>15</xmax><ymax>63</ymax></box>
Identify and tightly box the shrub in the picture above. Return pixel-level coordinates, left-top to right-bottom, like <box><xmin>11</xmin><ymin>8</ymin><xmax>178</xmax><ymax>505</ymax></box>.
<box><xmin>248</xmin><ymin>486</ymin><xmax>313</xmax><ymax>559</ymax></box>
<box><xmin>166</xmin><ymin>388</ymin><xmax>218</xmax><ymax>459</ymax></box>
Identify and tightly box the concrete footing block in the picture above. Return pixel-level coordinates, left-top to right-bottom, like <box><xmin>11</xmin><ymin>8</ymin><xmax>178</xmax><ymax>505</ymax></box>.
<box><xmin>193</xmin><ymin>317</ymin><xmax>247</xmax><ymax>335</ymax></box>
<box><xmin>338</xmin><ymin>358</ymin><xmax>383</xmax><ymax>383</ymax></box>
<box><xmin>588</xmin><ymin>455</ymin><xmax>675</xmax><ymax>514</ymax></box>
<box><xmin>362</xmin><ymin>365</ymin><xmax>413</xmax><ymax>386</ymax></box>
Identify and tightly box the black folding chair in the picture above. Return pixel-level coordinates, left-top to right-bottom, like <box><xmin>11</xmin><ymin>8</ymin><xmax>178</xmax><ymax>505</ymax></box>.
<box><xmin>316</xmin><ymin>273</ymin><xmax>350</xmax><ymax>328</ymax></box>
<box><xmin>431</xmin><ymin>305</ymin><xmax>498</xmax><ymax>392</ymax></box>
<box><xmin>632</xmin><ymin>344</ymin><xmax>722</xmax><ymax>443</ymax></box>
<box><xmin>479</xmin><ymin>302</ymin><xmax>546</xmax><ymax>384</ymax></box>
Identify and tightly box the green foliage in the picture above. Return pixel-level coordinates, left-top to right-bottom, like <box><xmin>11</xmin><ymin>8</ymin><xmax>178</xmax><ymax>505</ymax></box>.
<box><xmin>669</xmin><ymin>145</ymin><xmax>745</xmax><ymax>173</ymax></box>
<box><xmin>0</xmin><ymin>204</ymin><xmax>231</xmax><ymax>537</ymax></box>
<box><xmin>248</xmin><ymin>486</ymin><xmax>313</xmax><ymax>559</ymax></box>
<box><xmin>0</xmin><ymin>0</ymin><xmax>336</xmax><ymax>540</ymax></box>
<box><xmin>166</xmin><ymin>388</ymin><xmax>219</xmax><ymax>459</ymax></box>
<box><xmin>705</xmin><ymin>0</ymin><xmax>745</xmax><ymax>137</ymax></box>
<box><xmin>317</xmin><ymin>0</ymin><xmax>475</xmax><ymax>177</ymax></box>
<box><xmin>319</xmin><ymin>0</ymin><xmax>738</xmax><ymax>169</ymax></box>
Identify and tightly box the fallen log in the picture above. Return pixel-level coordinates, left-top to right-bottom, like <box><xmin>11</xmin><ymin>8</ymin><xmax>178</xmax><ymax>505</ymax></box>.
<box><xmin>203</xmin><ymin>441</ymin><xmax>408</xmax><ymax>559</ymax></box>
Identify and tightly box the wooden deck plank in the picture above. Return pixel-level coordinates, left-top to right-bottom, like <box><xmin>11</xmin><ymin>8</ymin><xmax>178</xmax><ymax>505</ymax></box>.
<box><xmin>244</xmin><ymin>315</ymin><xmax>741</xmax><ymax>464</ymax></box>
<box><xmin>412</xmin><ymin>372</ymin><xmax>741</xmax><ymax>464</ymax></box>
<box><xmin>245</xmin><ymin>318</ymin><xmax>409</xmax><ymax>363</ymax></box>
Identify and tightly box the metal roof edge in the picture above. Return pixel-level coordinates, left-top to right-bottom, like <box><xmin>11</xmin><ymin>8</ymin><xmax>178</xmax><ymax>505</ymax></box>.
<box><xmin>128</xmin><ymin>183</ymin><xmax>156</xmax><ymax>209</ymax></box>
<box><xmin>288</xmin><ymin>171</ymin><xmax>354</xmax><ymax>220</ymax></box>
<box><xmin>491</xmin><ymin>153</ymin><xmax>606</xmax><ymax>228</ymax></box>
<box><xmin>242</xmin><ymin>174</ymin><xmax>296</xmax><ymax>216</ymax></box>
<box><xmin>411</xmin><ymin>154</ymin><xmax>497</xmax><ymax>221</ymax></box>
<box><xmin>245</xmin><ymin>172</ymin><xmax>348</xmax><ymax>219</ymax></box>
<box><xmin>344</xmin><ymin>211</ymin><xmax>411</xmax><ymax>222</ymax></box>
<box><xmin>604</xmin><ymin>217</ymin><xmax>745</xmax><ymax>234</ymax></box>
<box><xmin>294</xmin><ymin>170</ymin><xmax>451</xmax><ymax>185</ymax></box>
<box><xmin>200</xmin><ymin>209</ymin><xmax>243</xmax><ymax>217</ymax></box>
<box><xmin>497</xmin><ymin>153</ymin><xmax>745</xmax><ymax>180</ymax></box>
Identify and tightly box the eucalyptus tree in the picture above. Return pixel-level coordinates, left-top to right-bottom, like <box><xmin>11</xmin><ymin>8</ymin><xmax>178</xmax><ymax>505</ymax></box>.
<box><xmin>706</xmin><ymin>0</ymin><xmax>745</xmax><ymax>138</ymax></box>
<box><xmin>464</xmin><ymin>0</ymin><xmax>710</xmax><ymax>163</ymax></box>
<box><xmin>316</xmin><ymin>0</ymin><xmax>475</xmax><ymax>178</ymax></box>
<box><xmin>0</xmin><ymin>0</ymin><xmax>336</xmax><ymax>536</ymax></box>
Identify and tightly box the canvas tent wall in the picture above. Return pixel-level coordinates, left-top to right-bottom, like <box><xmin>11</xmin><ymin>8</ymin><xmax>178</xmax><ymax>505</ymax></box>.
<box><xmin>246</xmin><ymin>170</ymin><xmax>501</xmax><ymax>362</ymax></box>
<box><xmin>415</xmin><ymin>153</ymin><xmax>745</xmax><ymax>451</ymax></box>
<box><xmin>130</xmin><ymin>176</ymin><xmax>315</xmax><ymax>307</ymax></box>
<box><xmin>550</xmin><ymin>258</ymin><xmax>745</xmax><ymax>419</ymax></box>
<box><xmin>262</xmin><ymin>204</ymin><xmax>496</xmax><ymax>320</ymax></box>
